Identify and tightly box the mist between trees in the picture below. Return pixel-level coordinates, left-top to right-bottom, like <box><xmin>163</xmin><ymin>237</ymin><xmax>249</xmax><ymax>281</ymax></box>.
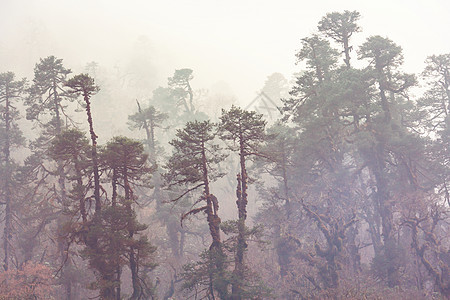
<box><xmin>0</xmin><ymin>10</ymin><xmax>449</xmax><ymax>300</ymax></box>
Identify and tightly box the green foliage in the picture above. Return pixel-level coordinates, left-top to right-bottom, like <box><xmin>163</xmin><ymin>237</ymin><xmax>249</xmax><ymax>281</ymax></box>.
<box><xmin>318</xmin><ymin>10</ymin><xmax>361</xmax><ymax>67</ymax></box>
<box><xmin>165</xmin><ymin>120</ymin><xmax>226</xmax><ymax>188</ymax></box>
<box><xmin>359</xmin><ymin>36</ymin><xmax>403</xmax><ymax>69</ymax></box>
<box><xmin>296</xmin><ymin>35</ymin><xmax>339</xmax><ymax>81</ymax></box>
<box><xmin>168</xmin><ymin>68</ymin><xmax>195</xmax><ymax>113</ymax></box>
<box><xmin>0</xmin><ymin>72</ymin><xmax>27</xmax><ymax>153</ymax></box>
<box><xmin>128</xmin><ymin>105</ymin><xmax>168</xmax><ymax>132</ymax></box>
<box><xmin>318</xmin><ymin>10</ymin><xmax>361</xmax><ymax>43</ymax></box>
<box><xmin>65</xmin><ymin>73</ymin><xmax>100</xmax><ymax>98</ymax></box>
<box><xmin>26</xmin><ymin>56</ymin><xmax>72</xmax><ymax>125</ymax></box>
<box><xmin>49</xmin><ymin>129</ymin><xmax>90</xmax><ymax>161</ymax></box>
<box><xmin>419</xmin><ymin>53</ymin><xmax>450</xmax><ymax>133</ymax></box>
<box><xmin>219</xmin><ymin>105</ymin><xmax>267</xmax><ymax>155</ymax></box>
<box><xmin>181</xmin><ymin>248</ymin><xmax>230</xmax><ymax>299</ymax></box>
<box><xmin>149</xmin><ymin>87</ymin><xmax>179</xmax><ymax>118</ymax></box>
<box><xmin>370</xmin><ymin>243</ymin><xmax>406</xmax><ymax>284</ymax></box>
<box><xmin>102</xmin><ymin>136</ymin><xmax>153</xmax><ymax>184</ymax></box>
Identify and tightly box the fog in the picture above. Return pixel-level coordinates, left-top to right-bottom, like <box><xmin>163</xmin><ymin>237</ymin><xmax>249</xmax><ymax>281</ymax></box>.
<box><xmin>1</xmin><ymin>1</ymin><xmax>450</xmax><ymax>299</ymax></box>
<box><xmin>2</xmin><ymin>0</ymin><xmax>449</xmax><ymax>105</ymax></box>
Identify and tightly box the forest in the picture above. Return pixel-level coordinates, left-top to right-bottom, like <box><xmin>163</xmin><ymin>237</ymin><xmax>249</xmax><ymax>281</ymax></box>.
<box><xmin>0</xmin><ymin>10</ymin><xmax>449</xmax><ymax>300</ymax></box>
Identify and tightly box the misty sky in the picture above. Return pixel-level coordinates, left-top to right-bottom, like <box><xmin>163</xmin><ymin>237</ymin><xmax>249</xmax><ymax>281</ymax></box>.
<box><xmin>1</xmin><ymin>0</ymin><xmax>449</xmax><ymax>105</ymax></box>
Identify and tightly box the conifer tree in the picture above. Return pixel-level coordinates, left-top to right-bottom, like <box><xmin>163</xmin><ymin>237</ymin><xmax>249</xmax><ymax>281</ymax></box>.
<box><xmin>128</xmin><ymin>101</ymin><xmax>168</xmax><ymax>161</ymax></box>
<box><xmin>168</xmin><ymin>69</ymin><xmax>195</xmax><ymax>113</ymax></box>
<box><xmin>102</xmin><ymin>136</ymin><xmax>157</xmax><ymax>300</ymax></box>
<box><xmin>358</xmin><ymin>36</ymin><xmax>416</xmax><ymax>287</ymax></box>
<box><xmin>0</xmin><ymin>72</ymin><xmax>26</xmax><ymax>271</ymax></box>
<box><xmin>165</xmin><ymin>120</ymin><xmax>227</xmax><ymax>298</ymax></box>
<box><xmin>219</xmin><ymin>106</ymin><xmax>267</xmax><ymax>299</ymax></box>
<box><xmin>318</xmin><ymin>10</ymin><xmax>361</xmax><ymax>68</ymax></box>
<box><xmin>66</xmin><ymin>74</ymin><xmax>101</xmax><ymax>216</ymax></box>
<box><xmin>26</xmin><ymin>56</ymin><xmax>73</xmax><ymax>135</ymax></box>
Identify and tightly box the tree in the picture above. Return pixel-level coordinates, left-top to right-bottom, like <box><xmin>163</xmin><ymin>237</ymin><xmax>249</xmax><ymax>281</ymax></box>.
<box><xmin>318</xmin><ymin>10</ymin><xmax>361</xmax><ymax>68</ymax></box>
<box><xmin>419</xmin><ymin>54</ymin><xmax>450</xmax><ymax>204</ymax></box>
<box><xmin>101</xmin><ymin>136</ymin><xmax>157</xmax><ymax>300</ymax></box>
<box><xmin>261</xmin><ymin>73</ymin><xmax>289</xmax><ymax>104</ymax></box>
<box><xmin>295</xmin><ymin>35</ymin><xmax>339</xmax><ymax>84</ymax></box>
<box><xmin>219</xmin><ymin>106</ymin><xmax>267</xmax><ymax>299</ymax></box>
<box><xmin>164</xmin><ymin>120</ymin><xmax>227</xmax><ymax>299</ymax></box>
<box><xmin>358</xmin><ymin>36</ymin><xmax>416</xmax><ymax>288</ymax></box>
<box><xmin>48</xmin><ymin>129</ymin><xmax>91</xmax><ymax>227</ymax></box>
<box><xmin>253</xmin><ymin>123</ymin><xmax>298</xmax><ymax>278</ymax></box>
<box><xmin>168</xmin><ymin>69</ymin><xmax>195</xmax><ymax>113</ymax></box>
<box><xmin>403</xmin><ymin>206</ymin><xmax>450</xmax><ymax>297</ymax></box>
<box><xmin>128</xmin><ymin>101</ymin><xmax>168</xmax><ymax>161</ymax></box>
<box><xmin>26</xmin><ymin>56</ymin><xmax>73</xmax><ymax>135</ymax></box>
<box><xmin>419</xmin><ymin>54</ymin><xmax>450</xmax><ymax>132</ymax></box>
<box><xmin>25</xmin><ymin>57</ymin><xmax>78</xmax><ymax>298</ymax></box>
<box><xmin>0</xmin><ymin>261</ymin><xmax>54</xmax><ymax>299</ymax></box>
<box><xmin>65</xmin><ymin>74</ymin><xmax>101</xmax><ymax>216</ymax></box>
<box><xmin>65</xmin><ymin>74</ymin><xmax>120</xmax><ymax>299</ymax></box>
<box><xmin>0</xmin><ymin>72</ymin><xmax>26</xmax><ymax>271</ymax></box>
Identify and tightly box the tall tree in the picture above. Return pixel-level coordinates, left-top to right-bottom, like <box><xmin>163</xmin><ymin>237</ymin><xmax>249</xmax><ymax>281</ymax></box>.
<box><xmin>358</xmin><ymin>36</ymin><xmax>416</xmax><ymax>287</ymax></box>
<box><xmin>128</xmin><ymin>101</ymin><xmax>168</xmax><ymax>161</ymax></box>
<box><xmin>168</xmin><ymin>69</ymin><xmax>195</xmax><ymax>114</ymax></box>
<box><xmin>419</xmin><ymin>54</ymin><xmax>450</xmax><ymax>206</ymax></box>
<box><xmin>65</xmin><ymin>74</ymin><xmax>118</xmax><ymax>299</ymax></box>
<box><xmin>66</xmin><ymin>74</ymin><xmax>101</xmax><ymax>216</ymax></box>
<box><xmin>102</xmin><ymin>136</ymin><xmax>157</xmax><ymax>300</ymax></box>
<box><xmin>48</xmin><ymin>129</ymin><xmax>90</xmax><ymax>227</ymax></box>
<box><xmin>26</xmin><ymin>56</ymin><xmax>76</xmax><ymax>298</ymax></box>
<box><xmin>26</xmin><ymin>56</ymin><xmax>73</xmax><ymax>135</ymax></box>
<box><xmin>281</xmin><ymin>29</ymin><xmax>365</xmax><ymax>297</ymax></box>
<box><xmin>421</xmin><ymin>54</ymin><xmax>450</xmax><ymax>126</ymax></box>
<box><xmin>318</xmin><ymin>10</ymin><xmax>361</xmax><ymax>68</ymax></box>
<box><xmin>164</xmin><ymin>120</ymin><xmax>227</xmax><ymax>299</ymax></box>
<box><xmin>219</xmin><ymin>106</ymin><xmax>267</xmax><ymax>299</ymax></box>
<box><xmin>0</xmin><ymin>72</ymin><xmax>26</xmax><ymax>271</ymax></box>
<box><xmin>254</xmin><ymin>123</ymin><xmax>297</xmax><ymax>278</ymax></box>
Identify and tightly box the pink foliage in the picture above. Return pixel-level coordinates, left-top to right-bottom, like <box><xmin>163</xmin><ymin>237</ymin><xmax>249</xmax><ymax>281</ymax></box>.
<box><xmin>0</xmin><ymin>262</ymin><xmax>54</xmax><ymax>299</ymax></box>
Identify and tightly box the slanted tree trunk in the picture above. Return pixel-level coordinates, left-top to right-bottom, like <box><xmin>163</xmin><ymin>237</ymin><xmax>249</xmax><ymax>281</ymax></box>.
<box><xmin>83</xmin><ymin>93</ymin><xmax>101</xmax><ymax>217</ymax></box>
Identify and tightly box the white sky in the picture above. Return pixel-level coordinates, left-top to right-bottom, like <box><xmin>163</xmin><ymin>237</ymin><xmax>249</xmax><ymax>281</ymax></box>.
<box><xmin>1</xmin><ymin>0</ymin><xmax>449</xmax><ymax>104</ymax></box>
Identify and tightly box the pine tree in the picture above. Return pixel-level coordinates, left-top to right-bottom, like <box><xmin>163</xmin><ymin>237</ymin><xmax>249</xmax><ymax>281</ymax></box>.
<box><xmin>164</xmin><ymin>120</ymin><xmax>228</xmax><ymax>299</ymax></box>
<box><xmin>128</xmin><ymin>101</ymin><xmax>168</xmax><ymax>161</ymax></box>
<box><xmin>168</xmin><ymin>69</ymin><xmax>195</xmax><ymax>114</ymax></box>
<box><xmin>358</xmin><ymin>36</ymin><xmax>416</xmax><ymax>288</ymax></box>
<box><xmin>0</xmin><ymin>72</ymin><xmax>26</xmax><ymax>271</ymax></box>
<box><xmin>101</xmin><ymin>136</ymin><xmax>157</xmax><ymax>300</ymax></box>
<box><xmin>318</xmin><ymin>10</ymin><xmax>361</xmax><ymax>68</ymax></box>
<box><xmin>25</xmin><ymin>56</ymin><xmax>78</xmax><ymax>298</ymax></box>
<box><xmin>219</xmin><ymin>106</ymin><xmax>267</xmax><ymax>300</ymax></box>
<box><xmin>66</xmin><ymin>74</ymin><xmax>101</xmax><ymax>216</ymax></box>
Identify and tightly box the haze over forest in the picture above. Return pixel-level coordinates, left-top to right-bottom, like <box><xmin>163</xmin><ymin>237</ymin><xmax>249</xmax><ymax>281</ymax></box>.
<box><xmin>0</xmin><ymin>1</ymin><xmax>449</xmax><ymax>299</ymax></box>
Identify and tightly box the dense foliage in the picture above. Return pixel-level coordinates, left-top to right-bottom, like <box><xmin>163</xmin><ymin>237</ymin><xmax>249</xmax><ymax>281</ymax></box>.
<box><xmin>0</xmin><ymin>10</ymin><xmax>449</xmax><ymax>300</ymax></box>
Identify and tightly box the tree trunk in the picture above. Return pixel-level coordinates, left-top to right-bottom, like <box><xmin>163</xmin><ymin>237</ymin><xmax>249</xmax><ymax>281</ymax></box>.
<box><xmin>3</xmin><ymin>91</ymin><xmax>11</xmax><ymax>271</ymax></box>
<box><xmin>232</xmin><ymin>140</ymin><xmax>249</xmax><ymax>299</ymax></box>
<box><xmin>84</xmin><ymin>93</ymin><xmax>101</xmax><ymax>216</ymax></box>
